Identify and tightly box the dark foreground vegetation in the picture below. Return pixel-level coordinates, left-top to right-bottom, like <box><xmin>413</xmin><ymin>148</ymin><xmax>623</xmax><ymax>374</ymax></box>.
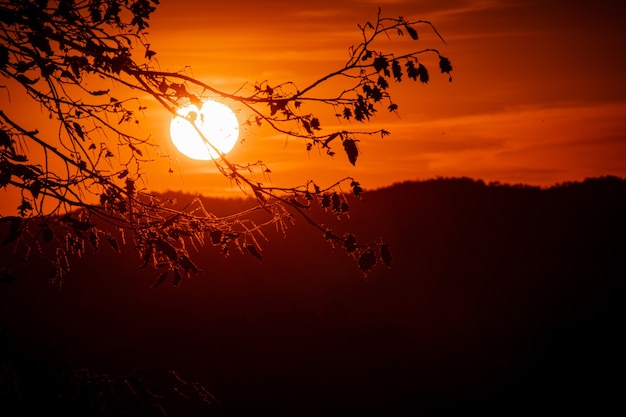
<box><xmin>1</xmin><ymin>176</ymin><xmax>624</xmax><ymax>415</ymax></box>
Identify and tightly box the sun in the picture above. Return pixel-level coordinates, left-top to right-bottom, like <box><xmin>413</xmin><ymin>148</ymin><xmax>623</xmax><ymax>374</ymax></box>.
<box><xmin>169</xmin><ymin>100</ymin><xmax>239</xmax><ymax>160</ymax></box>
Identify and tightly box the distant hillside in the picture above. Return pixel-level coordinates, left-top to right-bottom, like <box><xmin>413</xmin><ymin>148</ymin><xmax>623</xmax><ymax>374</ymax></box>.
<box><xmin>1</xmin><ymin>176</ymin><xmax>624</xmax><ymax>415</ymax></box>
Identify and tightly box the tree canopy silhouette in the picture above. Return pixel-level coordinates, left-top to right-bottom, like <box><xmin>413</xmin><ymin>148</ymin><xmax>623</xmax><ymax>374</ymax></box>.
<box><xmin>0</xmin><ymin>0</ymin><xmax>452</xmax><ymax>285</ymax></box>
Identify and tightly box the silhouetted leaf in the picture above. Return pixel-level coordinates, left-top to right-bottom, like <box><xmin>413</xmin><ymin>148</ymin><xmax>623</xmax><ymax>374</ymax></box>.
<box><xmin>381</xmin><ymin>244</ymin><xmax>392</xmax><ymax>267</ymax></box>
<box><xmin>153</xmin><ymin>239</ymin><xmax>178</xmax><ymax>262</ymax></box>
<box><xmin>210</xmin><ymin>229</ymin><xmax>223</xmax><ymax>245</ymax></box>
<box><xmin>377</xmin><ymin>76</ymin><xmax>389</xmax><ymax>90</ymax></box>
<box><xmin>0</xmin><ymin>45</ymin><xmax>8</xmax><ymax>70</ymax></box>
<box><xmin>104</xmin><ymin>233</ymin><xmax>119</xmax><ymax>252</ymax></box>
<box><xmin>302</xmin><ymin>119</ymin><xmax>312</xmax><ymax>134</ymax></box>
<box><xmin>72</xmin><ymin>122</ymin><xmax>84</xmax><ymax>140</ymax></box>
<box><xmin>344</xmin><ymin>234</ymin><xmax>357</xmax><ymax>253</ymax></box>
<box><xmin>89</xmin><ymin>230</ymin><xmax>99</xmax><ymax>251</ymax></box>
<box><xmin>145</xmin><ymin>49</ymin><xmax>157</xmax><ymax>60</ymax></box>
<box><xmin>179</xmin><ymin>254</ymin><xmax>199</xmax><ymax>274</ymax></box>
<box><xmin>29</xmin><ymin>180</ymin><xmax>41</xmax><ymax>199</ymax></box>
<box><xmin>320</xmin><ymin>194</ymin><xmax>331</xmax><ymax>208</ymax></box>
<box><xmin>140</xmin><ymin>246</ymin><xmax>153</xmax><ymax>268</ymax></box>
<box><xmin>172</xmin><ymin>268</ymin><xmax>182</xmax><ymax>287</ymax></box>
<box><xmin>17</xmin><ymin>199</ymin><xmax>32</xmax><ymax>216</ymax></box>
<box><xmin>418</xmin><ymin>63</ymin><xmax>429</xmax><ymax>83</ymax></box>
<box><xmin>41</xmin><ymin>227</ymin><xmax>54</xmax><ymax>243</ymax></box>
<box><xmin>342</xmin><ymin>107</ymin><xmax>352</xmax><ymax>120</ymax></box>
<box><xmin>16</xmin><ymin>74</ymin><xmax>39</xmax><ymax>85</ymax></box>
<box><xmin>153</xmin><ymin>270</ymin><xmax>169</xmax><ymax>288</ymax></box>
<box><xmin>125</xmin><ymin>178</ymin><xmax>135</xmax><ymax>196</ymax></box>
<box><xmin>358</xmin><ymin>249</ymin><xmax>377</xmax><ymax>272</ymax></box>
<box><xmin>0</xmin><ymin>217</ymin><xmax>22</xmax><ymax>245</ymax></box>
<box><xmin>392</xmin><ymin>59</ymin><xmax>402</xmax><ymax>81</ymax></box>
<box><xmin>343</xmin><ymin>138</ymin><xmax>359</xmax><ymax>166</ymax></box>
<box><xmin>351</xmin><ymin>181</ymin><xmax>363</xmax><ymax>198</ymax></box>
<box><xmin>89</xmin><ymin>89</ymin><xmax>109</xmax><ymax>96</ymax></box>
<box><xmin>388</xmin><ymin>103</ymin><xmax>398</xmax><ymax>112</ymax></box>
<box><xmin>439</xmin><ymin>55</ymin><xmax>453</xmax><ymax>74</ymax></box>
<box><xmin>404</xmin><ymin>24</ymin><xmax>418</xmax><ymax>40</ymax></box>
<box><xmin>331</xmin><ymin>192</ymin><xmax>341</xmax><ymax>213</ymax></box>
<box><xmin>373</xmin><ymin>56</ymin><xmax>388</xmax><ymax>73</ymax></box>
<box><xmin>406</xmin><ymin>61</ymin><xmax>418</xmax><ymax>81</ymax></box>
<box><xmin>0</xmin><ymin>130</ymin><xmax>11</xmax><ymax>148</ymax></box>
<box><xmin>71</xmin><ymin>221</ymin><xmax>95</xmax><ymax>231</ymax></box>
<box><xmin>246</xmin><ymin>244</ymin><xmax>262</xmax><ymax>261</ymax></box>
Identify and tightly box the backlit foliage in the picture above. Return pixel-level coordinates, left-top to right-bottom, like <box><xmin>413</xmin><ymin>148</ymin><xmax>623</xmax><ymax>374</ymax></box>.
<box><xmin>0</xmin><ymin>1</ymin><xmax>451</xmax><ymax>285</ymax></box>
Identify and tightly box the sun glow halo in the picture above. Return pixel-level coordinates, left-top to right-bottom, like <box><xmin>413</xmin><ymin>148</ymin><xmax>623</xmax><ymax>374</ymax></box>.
<box><xmin>169</xmin><ymin>100</ymin><xmax>239</xmax><ymax>160</ymax></box>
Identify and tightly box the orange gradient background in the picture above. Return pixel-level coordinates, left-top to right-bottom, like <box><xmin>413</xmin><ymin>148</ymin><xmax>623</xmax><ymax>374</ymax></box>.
<box><xmin>3</xmin><ymin>0</ymin><xmax>626</xmax><ymax>205</ymax></box>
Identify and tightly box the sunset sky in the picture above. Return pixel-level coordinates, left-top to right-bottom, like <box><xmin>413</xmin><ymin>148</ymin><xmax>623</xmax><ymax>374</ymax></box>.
<box><xmin>137</xmin><ymin>0</ymin><xmax>626</xmax><ymax>197</ymax></box>
<box><xmin>4</xmin><ymin>0</ymin><xmax>626</xmax><ymax>206</ymax></box>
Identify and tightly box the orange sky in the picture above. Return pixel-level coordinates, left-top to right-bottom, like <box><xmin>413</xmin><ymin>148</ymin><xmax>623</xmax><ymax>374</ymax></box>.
<box><xmin>3</xmin><ymin>0</ymin><xmax>626</xmax><ymax>208</ymax></box>
<box><xmin>137</xmin><ymin>0</ymin><xmax>626</xmax><ymax>197</ymax></box>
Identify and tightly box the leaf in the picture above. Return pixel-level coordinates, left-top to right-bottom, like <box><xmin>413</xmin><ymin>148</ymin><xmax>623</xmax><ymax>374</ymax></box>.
<box><xmin>331</xmin><ymin>192</ymin><xmax>341</xmax><ymax>213</ymax></box>
<box><xmin>246</xmin><ymin>244</ymin><xmax>262</xmax><ymax>262</ymax></box>
<box><xmin>179</xmin><ymin>254</ymin><xmax>199</xmax><ymax>274</ymax></box>
<box><xmin>71</xmin><ymin>221</ymin><xmax>95</xmax><ymax>231</ymax></box>
<box><xmin>351</xmin><ymin>181</ymin><xmax>363</xmax><ymax>198</ymax></box>
<box><xmin>342</xmin><ymin>107</ymin><xmax>352</xmax><ymax>120</ymax></box>
<box><xmin>373</xmin><ymin>56</ymin><xmax>389</xmax><ymax>73</ymax></box>
<box><xmin>153</xmin><ymin>239</ymin><xmax>178</xmax><ymax>262</ymax></box>
<box><xmin>16</xmin><ymin>74</ymin><xmax>39</xmax><ymax>85</ymax></box>
<box><xmin>392</xmin><ymin>59</ymin><xmax>402</xmax><ymax>82</ymax></box>
<box><xmin>342</xmin><ymin>138</ymin><xmax>359</xmax><ymax>166</ymax></box>
<box><xmin>388</xmin><ymin>103</ymin><xmax>398</xmax><ymax>112</ymax></box>
<box><xmin>209</xmin><ymin>229</ymin><xmax>223</xmax><ymax>245</ymax></box>
<box><xmin>125</xmin><ymin>178</ymin><xmax>135</xmax><ymax>196</ymax></box>
<box><xmin>89</xmin><ymin>230</ymin><xmax>99</xmax><ymax>251</ymax></box>
<box><xmin>302</xmin><ymin>119</ymin><xmax>312</xmax><ymax>135</ymax></box>
<box><xmin>0</xmin><ymin>130</ymin><xmax>11</xmax><ymax>148</ymax></box>
<box><xmin>406</xmin><ymin>61</ymin><xmax>418</xmax><ymax>81</ymax></box>
<box><xmin>72</xmin><ymin>122</ymin><xmax>84</xmax><ymax>140</ymax></box>
<box><xmin>381</xmin><ymin>244</ymin><xmax>392</xmax><ymax>267</ymax></box>
<box><xmin>404</xmin><ymin>24</ymin><xmax>418</xmax><ymax>40</ymax></box>
<box><xmin>42</xmin><ymin>227</ymin><xmax>54</xmax><ymax>244</ymax></box>
<box><xmin>344</xmin><ymin>234</ymin><xmax>357</xmax><ymax>253</ymax></box>
<box><xmin>358</xmin><ymin>249</ymin><xmax>377</xmax><ymax>273</ymax></box>
<box><xmin>89</xmin><ymin>89</ymin><xmax>109</xmax><ymax>96</ymax></box>
<box><xmin>140</xmin><ymin>246</ymin><xmax>153</xmax><ymax>268</ymax></box>
<box><xmin>145</xmin><ymin>49</ymin><xmax>157</xmax><ymax>60</ymax></box>
<box><xmin>172</xmin><ymin>268</ymin><xmax>182</xmax><ymax>287</ymax></box>
<box><xmin>418</xmin><ymin>63</ymin><xmax>429</xmax><ymax>83</ymax></box>
<box><xmin>153</xmin><ymin>270</ymin><xmax>169</xmax><ymax>288</ymax></box>
<box><xmin>29</xmin><ymin>180</ymin><xmax>42</xmax><ymax>199</ymax></box>
<box><xmin>1</xmin><ymin>217</ymin><xmax>22</xmax><ymax>245</ymax></box>
<box><xmin>104</xmin><ymin>233</ymin><xmax>120</xmax><ymax>252</ymax></box>
<box><xmin>439</xmin><ymin>55</ymin><xmax>453</xmax><ymax>74</ymax></box>
<box><xmin>376</xmin><ymin>76</ymin><xmax>389</xmax><ymax>90</ymax></box>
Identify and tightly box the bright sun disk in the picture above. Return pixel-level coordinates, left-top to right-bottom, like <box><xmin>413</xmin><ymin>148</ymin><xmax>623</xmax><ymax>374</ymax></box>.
<box><xmin>169</xmin><ymin>100</ymin><xmax>239</xmax><ymax>160</ymax></box>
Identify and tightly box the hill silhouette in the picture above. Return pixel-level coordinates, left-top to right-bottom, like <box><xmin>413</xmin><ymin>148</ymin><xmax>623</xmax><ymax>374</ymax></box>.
<box><xmin>1</xmin><ymin>177</ymin><xmax>624</xmax><ymax>415</ymax></box>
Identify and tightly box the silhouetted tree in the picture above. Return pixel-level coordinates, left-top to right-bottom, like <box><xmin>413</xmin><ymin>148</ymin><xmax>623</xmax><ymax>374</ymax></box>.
<box><xmin>0</xmin><ymin>0</ymin><xmax>452</xmax><ymax>285</ymax></box>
